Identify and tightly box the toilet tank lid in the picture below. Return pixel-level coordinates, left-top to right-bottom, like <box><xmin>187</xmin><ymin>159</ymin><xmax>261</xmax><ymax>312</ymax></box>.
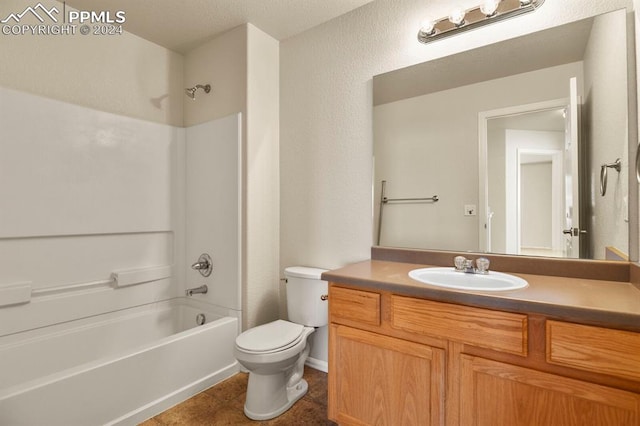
<box><xmin>284</xmin><ymin>266</ymin><xmax>328</xmax><ymax>280</ymax></box>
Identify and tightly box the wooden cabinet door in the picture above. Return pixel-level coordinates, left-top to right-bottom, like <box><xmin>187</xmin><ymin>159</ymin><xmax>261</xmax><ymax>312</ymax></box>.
<box><xmin>460</xmin><ymin>355</ymin><xmax>640</xmax><ymax>426</ymax></box>
<box><xmin>329</xmin><ymin>324</ymin><xmax>445</xmax><ymax>426</ymax></box>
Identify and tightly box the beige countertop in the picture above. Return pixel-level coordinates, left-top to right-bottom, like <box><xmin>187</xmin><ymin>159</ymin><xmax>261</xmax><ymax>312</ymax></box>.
<box><xmin>322</xmin><ymin>259</ymin><xmax>640</xmax><ymax>332</ymax></box>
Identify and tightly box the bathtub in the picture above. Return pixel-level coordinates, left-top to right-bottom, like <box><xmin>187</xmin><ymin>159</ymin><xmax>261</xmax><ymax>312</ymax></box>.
<box><xmin>0</xmin><ymin>298</ymin><xmax>240</xmax><ymax>425</ymax></box>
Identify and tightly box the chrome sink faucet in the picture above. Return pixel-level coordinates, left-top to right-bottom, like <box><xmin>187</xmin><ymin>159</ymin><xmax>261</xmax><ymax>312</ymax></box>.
<box><xmin>454</xmin><ymin>256</ymin><xmax>490</xmax><ymax>274</ymax></box>
<box><xmin>185</xmin><ymin>285</ymin><xmax>208</xmax><ymax>296</ymax></box>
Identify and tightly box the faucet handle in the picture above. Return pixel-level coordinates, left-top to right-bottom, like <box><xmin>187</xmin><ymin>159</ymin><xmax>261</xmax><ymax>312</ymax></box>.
<box><xmin>191</xmin><ymin>253</ymin><xmax>213</xmax><ymax>277</ymax></box>
<box><xmin>191</xmin><ymin>261</ymin><xmax>208</xmax><ymax>270</ymax></box>
<box><xmin>476</xmin><ymin>257</ymin><xmax>490</xmax><ymax>274</ymax></box>
<box><xmin>454</xmin><ymin>256</ymin><xmax>467</xmax><ymax>271</ymax></box>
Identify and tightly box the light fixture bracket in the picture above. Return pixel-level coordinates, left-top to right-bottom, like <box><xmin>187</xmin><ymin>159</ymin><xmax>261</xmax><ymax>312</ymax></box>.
<box><xmin>418</xmin><ymin>0</ymin><xmax>545</xmax><ymax>44</ymax></box>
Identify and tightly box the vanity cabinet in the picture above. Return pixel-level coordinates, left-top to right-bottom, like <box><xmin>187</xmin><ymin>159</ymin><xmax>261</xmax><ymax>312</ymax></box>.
<box><xmin>328</xmin><ymin>284</ymin><xmax>640</xmax><ymax>426</ymax></box>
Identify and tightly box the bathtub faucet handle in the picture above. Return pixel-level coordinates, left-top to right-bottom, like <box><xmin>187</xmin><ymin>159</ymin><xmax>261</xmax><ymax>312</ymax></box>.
<box><xmin>191</xmin><ymin>253</ymin><xmax>213</xmax><ymax>277</ymax></box>
<box><xmin>191</xmin><ymin>261</ymin><xmax>208</xmax><ymax>270</ymax></box>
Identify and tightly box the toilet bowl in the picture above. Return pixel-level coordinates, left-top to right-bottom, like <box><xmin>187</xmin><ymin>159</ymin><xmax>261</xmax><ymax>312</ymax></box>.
<box><xmin>234</xmin><ymin>266</ymin><xmax>328</xmax><ymax>420</ymax></box>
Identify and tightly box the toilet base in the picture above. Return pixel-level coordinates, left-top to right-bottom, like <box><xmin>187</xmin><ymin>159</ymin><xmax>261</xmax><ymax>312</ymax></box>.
<box><xmin>244</xmin><ymin>378</ymin><xmax>308</xmax><ymax>421</ymax></box>
<box><xmin>236</xmin><ymin>324</ymin><xmax>315</xmax><ymax>421</ymax></box>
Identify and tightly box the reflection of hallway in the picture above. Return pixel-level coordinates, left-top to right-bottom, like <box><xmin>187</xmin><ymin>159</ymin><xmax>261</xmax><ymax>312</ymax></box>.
<box><xmin>520</xmin><ymin>158</ymin><xmax>556</xmax><ymax>257</ymax></box>
<box><xmin>487</xmin><ymin>121</ymin><xmax>566</xmax><ymax>257</ymax></box>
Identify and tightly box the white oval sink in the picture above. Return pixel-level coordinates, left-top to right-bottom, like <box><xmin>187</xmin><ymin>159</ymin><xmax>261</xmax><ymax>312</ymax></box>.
<box><xmin>408</xmin><ymin>267</ymin><xmax>528</xmax><ymax>291</ymax></box>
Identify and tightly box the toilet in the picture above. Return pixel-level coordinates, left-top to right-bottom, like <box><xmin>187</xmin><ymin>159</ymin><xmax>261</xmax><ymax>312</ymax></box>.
<box><xmin>234</xmin><ymin>266</ymin><xmax>328</xmax><ymax>421</ymax></box>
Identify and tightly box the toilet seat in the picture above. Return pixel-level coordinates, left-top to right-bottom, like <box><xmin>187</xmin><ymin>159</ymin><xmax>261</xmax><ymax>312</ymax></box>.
<box><xmin>236</xmin><ymin>320</ymin><xmax>305</xmax><ymax>354</ymax></box>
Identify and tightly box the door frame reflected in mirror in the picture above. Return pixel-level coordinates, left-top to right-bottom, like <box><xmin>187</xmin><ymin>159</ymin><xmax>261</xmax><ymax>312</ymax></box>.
<box><xmin>479</xmin><ymin>98</ymin><xmax>575</xmax><ymax>258</ymax></box>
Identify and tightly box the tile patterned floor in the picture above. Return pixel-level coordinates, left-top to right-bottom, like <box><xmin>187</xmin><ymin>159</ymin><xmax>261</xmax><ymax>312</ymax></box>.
<box><xmin>139</xmin><ymin>367</ymin><xmax>336</xmax><ymax>425</ymax></box>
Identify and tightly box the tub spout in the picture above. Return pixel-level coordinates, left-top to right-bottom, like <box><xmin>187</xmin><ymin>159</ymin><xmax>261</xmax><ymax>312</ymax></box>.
<box><xmin>185</xmin><ymin>285</ymin><xmax>208</xmax><ymax>296</ymax></box>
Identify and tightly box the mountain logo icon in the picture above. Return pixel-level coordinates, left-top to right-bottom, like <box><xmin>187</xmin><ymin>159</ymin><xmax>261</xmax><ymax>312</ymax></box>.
<box><xmin>1</xmin><ymin>3</ymin><xmax>60</xmax><ymax>24</ymax></box>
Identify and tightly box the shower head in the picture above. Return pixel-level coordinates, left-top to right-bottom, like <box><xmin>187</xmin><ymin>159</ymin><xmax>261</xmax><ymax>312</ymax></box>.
<box><xmin>185</xmin><ymin>84</ymin><xmax>211</xmax><ymax>100</ymax></box>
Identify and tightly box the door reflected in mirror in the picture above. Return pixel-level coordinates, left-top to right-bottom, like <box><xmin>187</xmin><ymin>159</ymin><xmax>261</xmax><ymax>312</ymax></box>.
<box><xmin>482</xmin><ymin>103</ymin><xmax>572</xmax><ymax>258</ymax></box>
<box><xmin>373</xmin><ymin>8</ymin><xmax>634</xmax><ymax>261</ymax></box>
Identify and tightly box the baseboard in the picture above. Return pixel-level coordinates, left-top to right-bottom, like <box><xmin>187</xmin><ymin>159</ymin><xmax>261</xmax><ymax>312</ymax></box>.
<box><xmin>305</xmin><ymin>357</ymin><xmax>328</xmax><ymax>373</ymax></box>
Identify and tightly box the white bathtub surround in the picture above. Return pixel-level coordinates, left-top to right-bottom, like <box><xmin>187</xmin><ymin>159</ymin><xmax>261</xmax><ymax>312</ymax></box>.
<box><xmin>0</xmin><ymin>88</ymin><xmax>242</xmax><ymax>317</ymax></box>
<box><xmin>185</xmin><ymin>115</ymin><xmax>242</xmax><ymax>315</ymax></box>
<box><xmin>0</xmin><ymin>298</ymin><xmax>239</xmax><ymax>426</ymax></box>
<box><xmin>0</xmin><ymin>87</ymin><xmax>180</xmax><ymax>239</ymax></box>
<box><xmin>0</xmin><ymin>87</ymin><xmax>182</xmax><ymax>335</ymax></box>
<box><xmin>0</xmin><ymin>282</ymin><xmax>31</xmax><ymax>307</ymax></box>
<box><xmin>0</xmin><ymin>87</ymin><xmax>243</xmax><ymax>422</ymax></box>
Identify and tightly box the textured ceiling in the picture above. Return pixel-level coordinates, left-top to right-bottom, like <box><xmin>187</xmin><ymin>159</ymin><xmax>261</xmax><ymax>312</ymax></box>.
<box><xmin>65</xmin><ymin>0</ymin><xmax>374</xmax><ymax>52</ymax></box>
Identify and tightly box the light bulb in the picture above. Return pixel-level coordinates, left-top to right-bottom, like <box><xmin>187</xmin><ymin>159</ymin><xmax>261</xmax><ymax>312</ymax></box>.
<box><xmin>448</xmin><ymin>6</ymin><xmax>466</xmax><ymax>26</ymax></box>
<box><xmin>419</xmin><ymin>18</ymin><xmax>436</xmax><ymax>36</ymax></box>
<box><xmin>480</xmin><ymin>0</ymin><xmax>500</xmax><ymax>16</ymax></box>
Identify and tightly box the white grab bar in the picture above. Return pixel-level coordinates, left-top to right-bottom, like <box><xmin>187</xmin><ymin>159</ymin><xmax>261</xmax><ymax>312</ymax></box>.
<box><xmin>112</xmin><ymin>265</ymin><xmax>172</xmax><ymax>288</ymax></box>
<box><xmin>0</xmin><ymin>266</ymin><xmax>172</xmax><ymax>309</ymax></box>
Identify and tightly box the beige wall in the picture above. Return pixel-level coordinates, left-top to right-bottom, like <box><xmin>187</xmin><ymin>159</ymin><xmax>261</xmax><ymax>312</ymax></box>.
<box><xmin>245</xmin><ymin>24</ymin><xmax>280</xmax><ymax>328</ymax></box>
<box><xmin>0</xmin><ymin>0</ymin><xmax>184</xmax><ymax>126</ymax></box>
<box><xmin>280</xmin><ymin>0</ymin><xmax>634</xmax><ymax>270</ymax></box>
<box><xmin>183</xmin><ymin>25</ymin><xmax>247</xmax><ymax>127</ymax></box>
<box><xmin>583</xmin><ymin>9</ymin><xmax>630</xmax><ymax>259</ymax></box>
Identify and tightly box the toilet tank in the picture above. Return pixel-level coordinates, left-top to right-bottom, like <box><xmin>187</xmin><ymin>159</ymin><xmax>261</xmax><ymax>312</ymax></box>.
<box><xmin>284</xmin><ymin>266</ymin><xmax>328</xmax><ymax>327</ymax></box>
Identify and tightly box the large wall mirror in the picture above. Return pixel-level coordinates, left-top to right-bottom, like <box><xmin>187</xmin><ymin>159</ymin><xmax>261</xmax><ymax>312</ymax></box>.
<box><xmin>373</xmin><ymin>8</ymin><xmax>637</xmax><ymax>262</ymax></box>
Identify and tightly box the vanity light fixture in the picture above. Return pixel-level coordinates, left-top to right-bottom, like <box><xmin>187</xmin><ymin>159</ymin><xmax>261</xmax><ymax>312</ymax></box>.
<box><xmin>448</xmin><ymin>6</ymin><xmax>467</xmax><ymax>26</ymax></box>
<box><xmin>418</xmin><ymin>0</ymin><xmax>545</xmax><ymax>44</ymax></box>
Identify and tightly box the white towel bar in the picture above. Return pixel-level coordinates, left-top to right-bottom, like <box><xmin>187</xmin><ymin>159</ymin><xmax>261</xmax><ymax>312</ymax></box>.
<box><xmin>112</xmin><ymin>265</ymin><xmax>172</xmax><ymax>288</ymax></box>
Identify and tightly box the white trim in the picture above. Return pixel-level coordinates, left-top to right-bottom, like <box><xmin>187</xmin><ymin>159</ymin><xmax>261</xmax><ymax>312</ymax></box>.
<box><xmin>305</xmin><ymin>357</ymin><xmax>328</xmax><ymax>373</ymax></box>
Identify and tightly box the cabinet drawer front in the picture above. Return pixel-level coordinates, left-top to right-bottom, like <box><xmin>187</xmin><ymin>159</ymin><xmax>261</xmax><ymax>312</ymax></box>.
<box><xmin>391</xmin><ymin>296</ymin><xmax>527</xmax><ymax>356</ymax></box>
<box><xmin>547</xmin><ymin>320</ymin><xmax>640</xmax><ymax>381</ymax></box>
<box><xmin>329</xmin><ymin>286</ymin><xmax>380</xmax><ymax>326</ymax></box>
